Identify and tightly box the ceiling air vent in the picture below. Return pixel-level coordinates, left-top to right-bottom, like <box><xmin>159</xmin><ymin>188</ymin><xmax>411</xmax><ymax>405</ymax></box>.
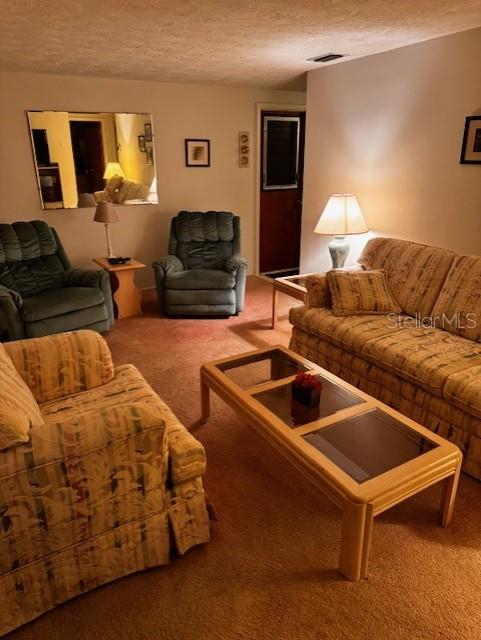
<box><xmin>308</xmin><ymin>53</ymin><xmax>344</xmax><ymax>63</ymax></box>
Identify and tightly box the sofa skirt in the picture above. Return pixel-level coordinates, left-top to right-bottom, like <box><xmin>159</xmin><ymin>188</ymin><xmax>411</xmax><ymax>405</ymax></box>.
<box><xmin>0</xmin><ymin>488</ymin><xmax>210</xmax><ymax>636</ymax></box>
<box><xmin>290</xmin><ymin>327</ymin><xmax>481</xmax><ymax>481</ymax></box>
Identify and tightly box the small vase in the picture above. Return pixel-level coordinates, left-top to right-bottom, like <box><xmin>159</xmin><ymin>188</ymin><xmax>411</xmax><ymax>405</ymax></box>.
<box><xmin>291</xmin><ymin>383</ymin><xmax>321</xmax><ymax>408</ymax></box>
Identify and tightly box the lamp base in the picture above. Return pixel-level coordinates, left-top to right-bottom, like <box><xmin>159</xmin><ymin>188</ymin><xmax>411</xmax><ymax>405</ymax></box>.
<box><xmin>328</xmin><ymin>236</ymin><xmax>350</xmax><ymax>269</ymax></box>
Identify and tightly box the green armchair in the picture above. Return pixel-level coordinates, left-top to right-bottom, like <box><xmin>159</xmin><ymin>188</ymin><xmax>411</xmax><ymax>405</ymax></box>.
<box><xmin>153</xmin><ymin>211</ymin><xmax>247</xmax><ymax>316</ymax></box>
<box><xmin>0</xmin><ymin>220</ymin><xmax>114</xmax><ymax>340</ymax></box>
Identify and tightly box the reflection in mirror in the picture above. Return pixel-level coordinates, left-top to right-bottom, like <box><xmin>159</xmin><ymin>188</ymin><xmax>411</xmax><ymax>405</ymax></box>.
<box><xmin>27</xmin><ymin>111</ymin><xmax>159</xmax><ymax>209</ymax></box>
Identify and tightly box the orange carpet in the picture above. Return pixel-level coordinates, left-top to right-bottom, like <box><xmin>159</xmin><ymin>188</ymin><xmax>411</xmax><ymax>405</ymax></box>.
<box><xmin>8</xmin><ymin>276</ymin><xmax>481</xmax><ymax>640</ymax></box>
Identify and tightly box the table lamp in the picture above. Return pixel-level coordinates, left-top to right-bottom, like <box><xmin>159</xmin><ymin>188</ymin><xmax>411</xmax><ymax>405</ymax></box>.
<box><xmin>94</xmin><ymin>202</ymin><xmax>119</xmax><ymax>258</ymax></box>
<box><xmin>103</xmin><ymin>162</ymin><xmax>125</xmax><ymax>180</ymax></box>
<box><xmin>314</xmin><ymin>194</ymin><xmax>368</xmax><ymax>268</ymax></box>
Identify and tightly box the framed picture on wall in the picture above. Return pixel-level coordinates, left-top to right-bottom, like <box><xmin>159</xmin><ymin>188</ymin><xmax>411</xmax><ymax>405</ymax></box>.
<box><xmin>460</xmin><ymin>116</ymin><xmax>481</xmax><ymax>164</ymax></box>
<box><xmin>138</xmin><ymin>135</ymin><xmax>146</xmax><ymax>152</ymax></box>
<box><xmin>185</xmin><ymin>139</ymin><xmax>210</xmax><ymax>167</ymax></box>
<box><xmin>145</xmin><ymin>146</ymin><xmax>154</xmax><ymax>165</ymax></box>
<box><xmin>144</xmin><ymin>123</ymin><xmax>153</xmax><ymax>141</ymax></box>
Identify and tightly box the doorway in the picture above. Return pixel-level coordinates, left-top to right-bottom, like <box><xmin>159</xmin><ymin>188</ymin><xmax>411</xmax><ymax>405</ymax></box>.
<box><xmin>259</xmin><ymin>111</ymin><xmax>305</xmax><ymax>277</ymax></box>
<box><xmin>69</xmin><ymin>120</ymin><xmax>105</xmax><ymax>193</ymax></box>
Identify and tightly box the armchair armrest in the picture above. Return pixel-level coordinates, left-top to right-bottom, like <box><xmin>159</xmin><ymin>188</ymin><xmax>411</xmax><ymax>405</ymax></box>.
<box><xmin>64</xmin><ymin>267</ymin><xmax>106</xmax><ymax>287</ymax></box>
<box><xmin>225</xmin><ymin>254</ymin><xmax>247</xmax><ymax>275</ymax></box>
<box><xmin>0</xmin><ymin>285</ymin><xmax>24</xmax><ymax>340</ymax></box>
<box><xmin>167</xmin><ymin>421</ymin><xmax>206</xmax><ymax>484</ymax></box>
<box><xmin>63</xmin><ymin>268</ymin><xmax>114</xmax><ymax>326</ymax></box>
<box><xmin>23</xmin><ymin>402</ymin><xmax>167</xmax><ymax>470</ymax></box>
<box><xmin>152</xmin><ymin>256</ymin><xmax>184</xmax><ymax>313</ymax></box>
<box><xmin>4</xmin><ymin>329</ymin><xmax>114</xmax><ymax>403</ymax></box>
<box><xmin>152</xmin><ymin>255</ymin><xmax>184</xmax><ymax>276</ymax></box>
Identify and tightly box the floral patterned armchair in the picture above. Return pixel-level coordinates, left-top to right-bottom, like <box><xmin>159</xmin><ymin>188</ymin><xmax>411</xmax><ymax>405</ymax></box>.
<box><xmin>0</xmin><ymin>330</ymin><xmax>209</xmax><ymax>635</ymax></box>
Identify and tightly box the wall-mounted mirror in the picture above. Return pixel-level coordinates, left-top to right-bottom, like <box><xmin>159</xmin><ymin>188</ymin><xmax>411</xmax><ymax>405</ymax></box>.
<box><xmin>27</xmin><ymin>111</ymin><xmax>159</xmax><ymax>209</ymax></box>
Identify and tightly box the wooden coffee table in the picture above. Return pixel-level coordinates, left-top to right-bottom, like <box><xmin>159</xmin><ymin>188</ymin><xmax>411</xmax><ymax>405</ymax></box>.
<box><xmin>200</xmin><ymin>346</ymin><xmax>462</xmax><ymax>581</ymax></box>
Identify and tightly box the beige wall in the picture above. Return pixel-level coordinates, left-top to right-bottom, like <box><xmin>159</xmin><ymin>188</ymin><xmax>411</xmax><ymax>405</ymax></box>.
<box><xmin>300</xmin><ymin>27</ymin><xmax>481</xmax><ymax>273</ymax></box>
<box><xmin>0</xmin><ymin>71</ymin><xmax>305</xmax><ymax>286</ymax></box>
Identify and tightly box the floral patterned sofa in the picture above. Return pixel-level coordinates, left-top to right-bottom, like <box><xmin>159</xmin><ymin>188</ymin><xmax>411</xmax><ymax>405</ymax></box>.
<box><xmin>0</xmin><ymin>330</ymin><xmax>210</xmax><ymax>635</ymax></box>
<box><xmin>290</xmin><ymin>237</ymin><xmax>481</xmax><ymax>480</ymax></box>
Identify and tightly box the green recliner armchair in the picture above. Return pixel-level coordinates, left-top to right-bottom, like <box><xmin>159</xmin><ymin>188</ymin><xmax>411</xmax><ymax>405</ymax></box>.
<box><xmin>153</xmin><ymin>211</ymin><xmax>247</xmax><ymax>316</ymax></box>
<box><xmin>0</xmin><ymin>220</ymin><xmax>114</xmax><ymax>340</ymax></box>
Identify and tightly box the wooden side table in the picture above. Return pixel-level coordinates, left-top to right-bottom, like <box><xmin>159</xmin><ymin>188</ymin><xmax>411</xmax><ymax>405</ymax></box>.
<box><xmin>93</xmin><ymin>258</ymin><xmax>146</xmax><ymax>319</ymax></box>
<box><xmin>271</xmin><ymin>273</ymin><xmax>315</xmax><ymax>329</ymax></box>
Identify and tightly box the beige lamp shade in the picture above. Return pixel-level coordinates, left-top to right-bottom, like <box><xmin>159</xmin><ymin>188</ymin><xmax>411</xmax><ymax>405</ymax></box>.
<box><xmin>94</xmin><ymin>201</ymin><xmax>119</xmax><ymax>224</ymax></box>
<box><xmin>314</xmin><ymin>194</ymin><xmax>368</xmax><ymax>236</ymax></box>
<box><xmin>103</xmin><ymin>162</ymin><xmax>125</xmax><ymax>179</ymax></box>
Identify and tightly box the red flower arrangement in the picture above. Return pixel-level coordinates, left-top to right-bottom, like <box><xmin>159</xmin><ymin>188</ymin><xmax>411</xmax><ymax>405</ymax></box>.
<box><xmin>292</xmin><ymin>372</ymin><xmax>323</xmax><ymax>391</ymax></box>
<box><xmin>291</xmin><ymin>372</ymin><xmax>322</xmax><ymax>409</ymax></box>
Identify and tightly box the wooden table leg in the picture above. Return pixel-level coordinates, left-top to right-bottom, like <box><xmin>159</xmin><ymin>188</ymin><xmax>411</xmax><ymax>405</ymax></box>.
<box><xmin>360</xmin><ymin>504</ymin><xmax>374</xmax><ymax>579</ymax></box>
<box><xmin>200</xmin><ymin>376</ymin><xmax>210</xmax><ymax>423</ymax></box>
<box><xmin>440</xmin><ymin>462</ymin><xmax>461</xmax><ymax>527</ymax></box>
<box><xmin>271</xmin><ymin>286</ymin><xmax>279</xmax><ymax>329</ymax></box>
<box><xmin>339</xmin><ymin>501</ymin><xmax>371</xmax><ymax>581</ymax></box>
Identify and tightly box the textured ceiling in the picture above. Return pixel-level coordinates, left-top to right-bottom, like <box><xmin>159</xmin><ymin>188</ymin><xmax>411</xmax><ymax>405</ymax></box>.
<box><xmin>1</xmin><ymin>0</ymin><xmax>481</xmax><ymax>90</ymax></box>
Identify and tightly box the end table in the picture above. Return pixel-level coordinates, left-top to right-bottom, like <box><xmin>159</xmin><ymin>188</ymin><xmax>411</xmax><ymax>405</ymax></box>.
<box><xmin>271</xmin><ymin>273</ymin><xmax>315</xmax><ymax>329</ymax></box>
<box><xmin>93</xmin><ymin>258</ymin><xmax>146</xmax><ymax>319</ymax></box>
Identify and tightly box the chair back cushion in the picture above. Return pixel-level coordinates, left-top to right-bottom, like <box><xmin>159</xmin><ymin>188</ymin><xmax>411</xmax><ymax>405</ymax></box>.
<box><xmin>431</xmin><ymin>255</ymin><xmax>481</xmax><ymax>342</ymax></box>
<box><xmin>0</xmin><ymin>343</ymin><xmax>44</xmax><ymax>449</ymax></box>
<box><xmin>358</xmin><ymin>237</ymin><xmax>455</xmax><ymax>317</ymax></box>
<box><xmin>170</xmin><ymin>211</ymin><xmax>238</xmax><ymax>269</ymax></box>
<box><xmin>5</xmin><ymin>330</ymin><xmax>115</xmax><ymax>404</ymax></box>
<box><xmin>0</xmin><ymin>221</ymin><xmax>68</xmax><ymax>296</ymax></box>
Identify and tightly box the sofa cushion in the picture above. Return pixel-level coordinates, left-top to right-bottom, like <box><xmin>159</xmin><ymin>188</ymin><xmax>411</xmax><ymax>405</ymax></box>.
<box><xmin>165</xmin><ymin>269</ymin><xmax>235</xmax><ymax>290</ymax></box>
<box><xmin>360</xmin><ymin>327</ymin><xmax>481</xmax><ymax>397</ymax></box>
<box><xmin>289</xmin><ymin>305</ymin><xmax>409</xmax><ymax>355</ymax></box>
<box><xmin>0</xmin><ymin>343</ymin><xmax>44</xmax><ymax>449</ymax></box>
<box><xmin>358</xmin><ymin>237</ymin><xmax>455</xmax><ymax>317</ymax></box>
<box><xmin>431</xmin><ymin>255</ymin><xmax>481</xmax><ymax>342</ymax></box>
<box><xmin>327</xmin><ymin>269</ymin><xmax>401</xmax><ymax>316</ymax></box>
<box><xmin>21</xmin><ymin>287</ymin><xmax>105</xmax><ymax>322</ymax></box>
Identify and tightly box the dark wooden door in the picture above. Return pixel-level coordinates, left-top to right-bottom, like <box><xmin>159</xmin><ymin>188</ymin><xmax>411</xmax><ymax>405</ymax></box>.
<box><xmin>70</xmin><ymin>121</ymin><xmax>105</xmax><ymax>193</ymax></box>
<box><xmin>259</xmin><ymin>111</ymin><xmax>305</xmax><ymax>274</ymax></box>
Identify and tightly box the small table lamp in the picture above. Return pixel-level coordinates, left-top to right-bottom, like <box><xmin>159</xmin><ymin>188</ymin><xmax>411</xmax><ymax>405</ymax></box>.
<box><xmin>94</xmin><ymin>202</ymin><xmax>119</xmax><ymax>258</ymax></box>
<box><xmin>103</xmin><ymin>162</ymin><xmax>125</xmax><ymax>181</ymax></box>
<box><xmin>314</xmin><ymin>194</ymin><xmax>368</xmax><ymax>269</ymax></box>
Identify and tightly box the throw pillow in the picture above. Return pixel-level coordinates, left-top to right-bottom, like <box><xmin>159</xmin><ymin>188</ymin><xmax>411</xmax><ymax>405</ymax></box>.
<box><xmin>0</xmin><ymin>408</ymin><xmax>30</xmax><ymax>450</ymax></box>
<box><xmin>0</xmin><ymin>344</ymin><xmax>44</xmax><ymax>450</ymax></box>
<box><xmin>327</xmin><ymin>269</ymin><xmax>401</xmax><ymax>316</ymax></box>
<box><xmin>305</xmin><ymin>274</ymin><xmax>331</xmax><ymax>308</ymax></box>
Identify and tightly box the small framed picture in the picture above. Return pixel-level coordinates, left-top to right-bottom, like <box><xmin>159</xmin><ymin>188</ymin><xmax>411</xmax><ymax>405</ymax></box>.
<box><xmin>138</xmin><ymin>135</ymin><xmax>146</xmax><ymax>152</ymax></box>
<box><xmin>238</xmin><ymin>131</ymin><xmax>249</xmax><ymax>168</ymax></box>
<box><xmin>145</xmin><ymin>146</ymin><xmax>154</xmax><ymax>165</ymax></box>
<box><xmin>460</xmin><ymin>116</ymin><xmax>481</xmax><ymax>164</ymax></box>
<box><xmin>185</xmin><ymin>139</ymin><xmax>210</xmax><ymax>167</ymax></box>
<box><xmin>144</xmin><ymin>123</ymin><xmax>153</xmax><ymax>141</ymax></box>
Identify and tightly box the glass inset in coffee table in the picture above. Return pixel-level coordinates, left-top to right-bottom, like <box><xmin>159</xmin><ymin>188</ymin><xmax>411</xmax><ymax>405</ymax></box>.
<box><xmin>200</xmin><ymin>345</ymin><xmax>462</xmax><ymax>581</ymax></box>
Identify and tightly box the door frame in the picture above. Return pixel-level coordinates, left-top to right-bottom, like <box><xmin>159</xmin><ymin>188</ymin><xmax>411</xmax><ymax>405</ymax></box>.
<box><xmin>254</xmin><ymin>102</ymin><xmax>306</xmax><ymax>275</ymax></box>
